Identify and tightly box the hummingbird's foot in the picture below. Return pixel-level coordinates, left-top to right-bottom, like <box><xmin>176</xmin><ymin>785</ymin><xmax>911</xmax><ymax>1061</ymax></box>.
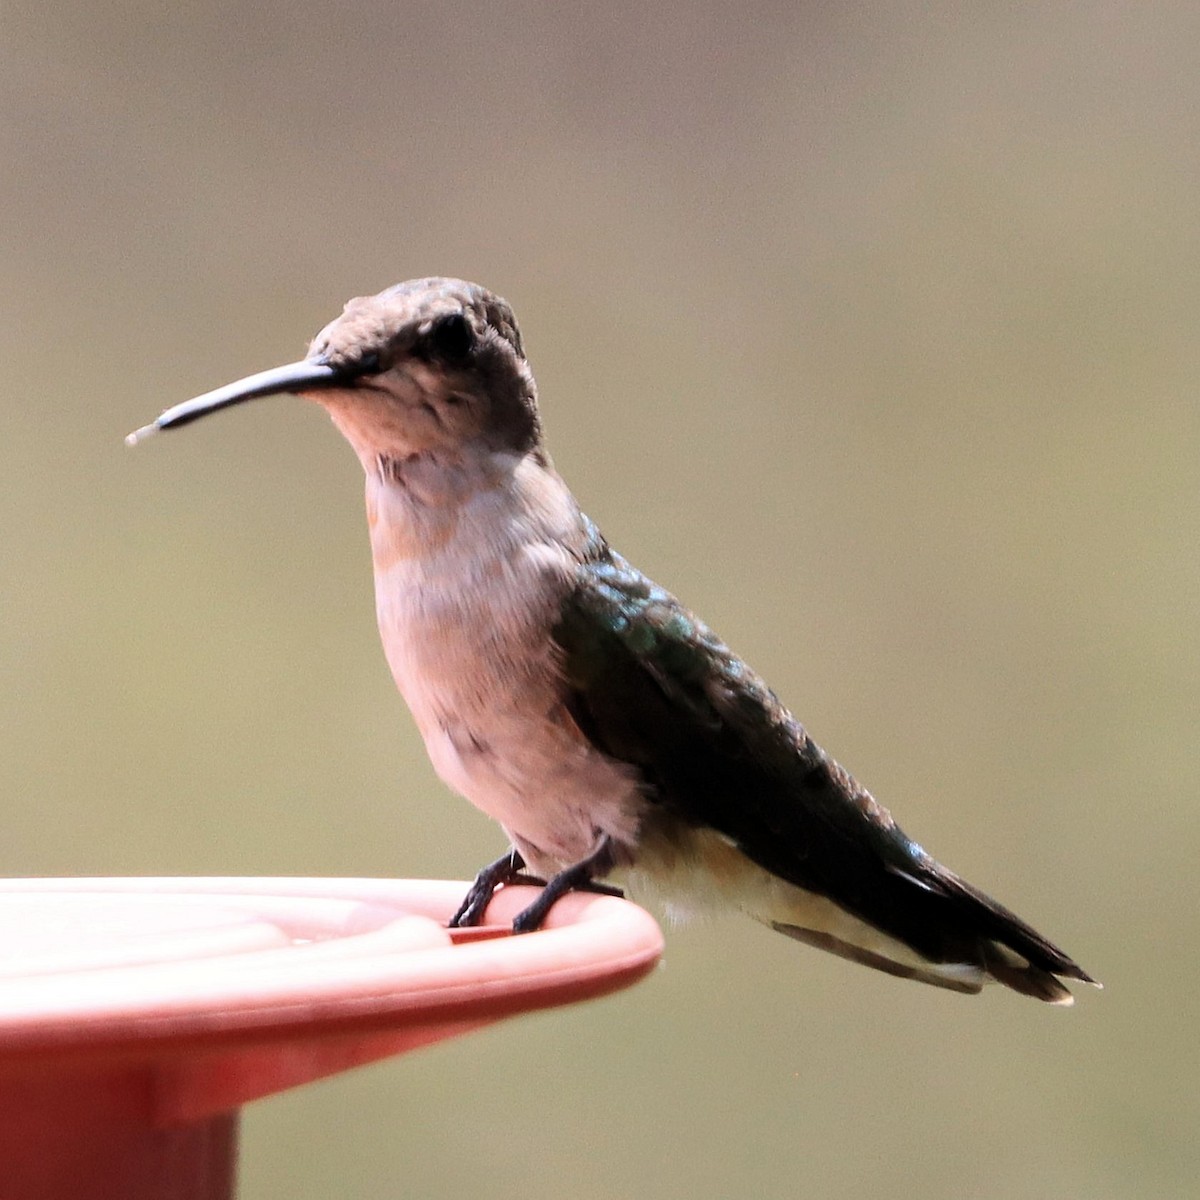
<box><xmin>510</xmin><ymin>835</ymin><xmax>618</xmax><ymax>934</ymax></box>
<box><xmin>449</xmin><ymin>848</ymin><xmax>532</xmax><ymax>928</ymax></box>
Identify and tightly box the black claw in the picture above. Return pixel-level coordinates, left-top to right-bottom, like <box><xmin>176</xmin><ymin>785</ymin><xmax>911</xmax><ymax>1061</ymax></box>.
<box><xmin>508</xmin><ymin>871</ymin><xmax>550</xmax><ymax>889</ymax></box>
<box><xmin>449</xmin><ymin>848</ymin><xmax>527</xmax><ymax>928</ymax></box>
<box><xmin>511</xmin><ymin>898</ymin><xmax>552</xmax><ymax>934</ymax></box>
<box><xmin>575</xmin><ymin>880</ymin><xmax>624</xmax><ymax>899</ymax></box>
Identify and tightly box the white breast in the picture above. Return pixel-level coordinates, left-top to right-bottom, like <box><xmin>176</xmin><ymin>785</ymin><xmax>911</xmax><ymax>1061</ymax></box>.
<box><xmin>365</xmin><ymin>453</ymin><xmax>644</xmax><ymax>874</ymax></box>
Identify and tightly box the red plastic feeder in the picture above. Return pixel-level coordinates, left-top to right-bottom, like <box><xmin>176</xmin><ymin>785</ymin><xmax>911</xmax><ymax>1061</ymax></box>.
<box><xmin>0</xmin><ymin>877</ymin><xmax>663</xmax><ymax>1198</ymax></box>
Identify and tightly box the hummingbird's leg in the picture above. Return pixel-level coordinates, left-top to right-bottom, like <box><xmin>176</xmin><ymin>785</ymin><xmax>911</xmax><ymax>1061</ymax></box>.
<box><xmin>449</xmin><ymin>847</ymin><xmax>535</xmax><ymax>928</ymax></box>
<box><xmin>510</xmin><ymin>835</ymin><xmax>619</xmax><ymax>934</ymax></box>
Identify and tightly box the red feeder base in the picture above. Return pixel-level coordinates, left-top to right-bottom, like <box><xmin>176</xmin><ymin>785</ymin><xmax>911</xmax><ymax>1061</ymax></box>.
<box><xmin>0</xmin><ymin>877</ymin><xmax>663</xmax><ymax>1198</ymax></box>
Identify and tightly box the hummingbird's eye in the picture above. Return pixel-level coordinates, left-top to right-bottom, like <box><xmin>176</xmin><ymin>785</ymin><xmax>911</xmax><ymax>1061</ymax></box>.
<box><xmin>424</xmin><ymin>312</ymin><xmax>474</xmax><ymax>364</ymax></box>
<box><xmin>354</xmin><ymin>351</ymin><xmax>382</xmax><ymax>375</ymax></box>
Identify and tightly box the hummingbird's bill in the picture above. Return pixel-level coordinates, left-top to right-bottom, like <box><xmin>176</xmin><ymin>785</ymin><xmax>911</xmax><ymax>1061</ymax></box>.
<box><xmin>125</xmin><ymin>360</ymin><xmax>342</xmax><ymax>446</ymax></box>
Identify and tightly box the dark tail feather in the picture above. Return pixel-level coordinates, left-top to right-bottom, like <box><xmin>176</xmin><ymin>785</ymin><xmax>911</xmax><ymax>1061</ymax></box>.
<box><xmin>936</xmin><ymin>869</ymin><xmax>1100</xmax><ymax>1003</ymax></box>
<box><xmin>772</xmin><ymin>921</ymin><xmax>984</xmax><ymax>995</ymax></box>
<box><xmin>979</xmin><ymin>940</ymin><xmax>1075</xmax><ymax>1005</ymax></box>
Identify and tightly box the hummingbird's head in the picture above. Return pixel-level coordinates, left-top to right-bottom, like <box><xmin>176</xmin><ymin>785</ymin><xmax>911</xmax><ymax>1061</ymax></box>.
<box><xmin>127</xmin><ymin>277</ymin><xmax>543</xmax><ymax>467</ymax></box>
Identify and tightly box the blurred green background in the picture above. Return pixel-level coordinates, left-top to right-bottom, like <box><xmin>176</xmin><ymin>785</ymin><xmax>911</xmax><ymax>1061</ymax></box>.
<box><xmin>2</xmin><ymin>2</ymin><xmax>1194</xmax><ymax>1196</ymax></box>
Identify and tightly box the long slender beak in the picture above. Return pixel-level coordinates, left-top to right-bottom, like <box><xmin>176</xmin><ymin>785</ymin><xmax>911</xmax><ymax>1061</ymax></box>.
<box><xmin>125</xmin><ymin>359</ymin><xmax>344</xmax><ymax>446</ymax></box>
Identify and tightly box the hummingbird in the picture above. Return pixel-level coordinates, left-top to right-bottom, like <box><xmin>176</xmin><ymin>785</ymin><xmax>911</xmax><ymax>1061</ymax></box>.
<box><xmin>128</xmin><ymin>276</ymin><xmax>1097</xmax><ymax>1004</ymax></box>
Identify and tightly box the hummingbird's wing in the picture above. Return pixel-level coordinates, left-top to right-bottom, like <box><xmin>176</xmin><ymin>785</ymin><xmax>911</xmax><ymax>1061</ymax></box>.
<box><xmin>553</xmin><ymin>540</ymin><xmax>1094</xmax><ymax>1002</ymax></box>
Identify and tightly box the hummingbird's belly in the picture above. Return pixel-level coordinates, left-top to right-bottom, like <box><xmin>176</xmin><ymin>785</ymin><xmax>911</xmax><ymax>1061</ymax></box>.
<box><xmin>419</xmin><ymin>710</ymin><xmax>644</xmax><ymax>873</ymax></box>
<box><xmin>369</xmin><ymin>505</ymin><xmax>645</xmax><ymax>873</ymax></box>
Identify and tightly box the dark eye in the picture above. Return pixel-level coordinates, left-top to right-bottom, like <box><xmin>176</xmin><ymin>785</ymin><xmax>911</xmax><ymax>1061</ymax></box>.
<box><xmin>426</xmin><ymin>312</ymin><xmax>474</xmax><ymax>363</ymax></box>
<box><xmin>355</xmin><ymin>350</ymin><xmax>382</xmax><ymax>375</ymax></box>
